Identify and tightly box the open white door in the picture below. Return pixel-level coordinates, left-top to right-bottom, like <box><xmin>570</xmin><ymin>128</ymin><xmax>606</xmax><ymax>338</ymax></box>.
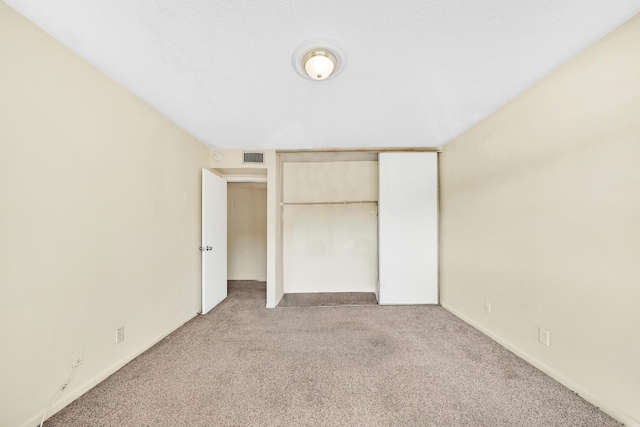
<box><xmin>201</xmin><ymin>168</ymin><xmax>227</xmax><ymax>314</ymax></box>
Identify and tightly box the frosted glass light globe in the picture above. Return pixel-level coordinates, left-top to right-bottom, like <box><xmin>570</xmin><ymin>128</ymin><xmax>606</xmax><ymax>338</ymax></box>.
<box><xmin>292</xmin><ymin>41</ymin><xmax>345</xmax><ymax>81</ymax></box>
<box><xmin>303</xmin><ymin>51</ymin><xmax>336</xmax><ymax>80</ymax></box>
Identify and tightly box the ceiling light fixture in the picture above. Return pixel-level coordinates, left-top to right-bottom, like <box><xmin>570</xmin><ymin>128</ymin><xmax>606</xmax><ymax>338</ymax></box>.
<box><xmin>293</xmin><ymin>40</ymin><xmax>345</xmax><ymax>81</ymax></box>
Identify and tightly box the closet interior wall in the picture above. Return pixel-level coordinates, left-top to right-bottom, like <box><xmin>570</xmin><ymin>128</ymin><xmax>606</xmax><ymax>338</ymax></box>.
<box><xmin>282</xmin><ymin>158</ymin><xmax>378</xmax><ymax>294</ymax></box>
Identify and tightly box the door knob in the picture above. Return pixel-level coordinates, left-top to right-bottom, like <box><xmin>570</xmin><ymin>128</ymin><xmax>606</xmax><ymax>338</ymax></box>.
<box><xmin>199</xmin><ymin>246</ymin><xmax>213</xmax><ymax>251</ymax></box>
<box><xmin>206</xmin><ymin>246</ymin><xmax>212</xmax><ymax>251</ymax></box>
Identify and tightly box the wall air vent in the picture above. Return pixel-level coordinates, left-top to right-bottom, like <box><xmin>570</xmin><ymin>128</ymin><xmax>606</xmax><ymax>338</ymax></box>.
<box><xmin>243</xmin><ymin>152</ymin><xmax>264</xmax><ymax>164</ymax></box>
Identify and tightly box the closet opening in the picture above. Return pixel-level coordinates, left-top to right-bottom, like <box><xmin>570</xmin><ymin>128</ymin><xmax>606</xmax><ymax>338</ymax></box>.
<box><xmin>278</xmin><ymin>152</ymin><xmax>379</xmax><ymax>307</ymax></box>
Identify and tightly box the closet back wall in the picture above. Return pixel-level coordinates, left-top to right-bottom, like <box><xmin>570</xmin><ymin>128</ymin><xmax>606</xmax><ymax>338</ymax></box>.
<box><xmin>227</xmin><ymin>183</ymin><xmax>267</xmax><ymax>281</ymax></box>
<box><xmin>283</xmin><ymin>161</ymin><xmax>378</xmax><ymax>293</ymax></box>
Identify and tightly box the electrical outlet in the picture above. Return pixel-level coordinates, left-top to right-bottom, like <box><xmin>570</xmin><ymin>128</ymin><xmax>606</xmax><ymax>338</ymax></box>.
<box><xmin>538</xmin><ymin>327</ymin><xmax>550</xmax><ymax>347</ymax></box>
<box><xmin>484</xmin><ymin>300</ymin><xmax>492</xmax><ymax>314</ymax></box>
<box><xmin>116</xmin><ymin>327</ymin><xmax>124</xmax><ymax>344</ymax></box>
<box><xmin>71</xmin><ymin>348</ymin><xmax>84</xmax><ymax>367</ymax></box>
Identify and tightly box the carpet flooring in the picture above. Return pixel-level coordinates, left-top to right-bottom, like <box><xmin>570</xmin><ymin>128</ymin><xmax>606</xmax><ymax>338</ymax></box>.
<box><xmin>278</xmin><ymin>292</ymin><xmax>378</xmax><ymax>307</ymax></box>
<box><xmin>45</xmin><ymin>281</ymin><xmax>620</xmax><ymax>427</ymax></box>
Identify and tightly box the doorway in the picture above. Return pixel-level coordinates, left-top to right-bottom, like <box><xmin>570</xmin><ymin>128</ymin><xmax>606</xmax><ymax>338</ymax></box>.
<box><xmin>201</xmin><ymin>167</ymin><xmax>269</xmax><ymax>314</ymax></box>
<box><xmin>227</xmin><ymin>182</ymin><xmax>268</xmax><ymax>287</ymax></box>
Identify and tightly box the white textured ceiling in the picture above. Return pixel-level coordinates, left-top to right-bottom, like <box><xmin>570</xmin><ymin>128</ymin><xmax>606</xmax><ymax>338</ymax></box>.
<box><xmin>5</xmin><ymin>1</ymin><xmax>639</xmax><ymax>149</ymax></box>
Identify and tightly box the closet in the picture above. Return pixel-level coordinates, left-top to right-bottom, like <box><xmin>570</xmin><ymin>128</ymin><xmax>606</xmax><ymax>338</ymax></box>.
<box><xmin>282</xmin><ymin>159</ymin><xmax>378</xmax><ymax>293</ymax></box>
<box><xmin>280</xmin><ymin>151</ymin><xmax>438</xmax><ymax>304</ymax></box>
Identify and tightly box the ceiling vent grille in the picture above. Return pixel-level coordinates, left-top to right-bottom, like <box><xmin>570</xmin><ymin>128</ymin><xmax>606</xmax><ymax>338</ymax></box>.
<box><xmin>243</xmin><ymin>152</ymin><xmax>264</xmax><ymax>164</ymax></box>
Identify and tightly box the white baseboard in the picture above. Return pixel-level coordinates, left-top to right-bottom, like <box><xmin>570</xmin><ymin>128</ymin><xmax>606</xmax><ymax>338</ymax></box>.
<box><xmin>21</xmin><ymin>312</ymin><xmax>198</xmax><ymax>427</ymax></box>
<box><xmin>442</xmin><ymin>303</ymin><xmax>639</xmax><ymax>427</ymax></box>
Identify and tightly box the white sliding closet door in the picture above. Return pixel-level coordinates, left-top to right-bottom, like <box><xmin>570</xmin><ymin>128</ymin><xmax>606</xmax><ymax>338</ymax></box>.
<box><xmin>378</xmin><ymin>152</ymin><xmax>438</xmax><ymax>304</ymax></box>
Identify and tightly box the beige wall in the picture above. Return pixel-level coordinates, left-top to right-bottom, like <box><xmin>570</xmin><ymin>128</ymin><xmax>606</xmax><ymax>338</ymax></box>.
<box><xmin>0</xmin><ymin>4</ymin><xmax>210</xmax><ymax>427</ymax></box>
<box><xmin>440</xmin><ymin>15</ymin><xmax>640</xmax><ymax>425</ymax></box>
<box><xmin>227</xmin><ymin>184</ymin><xmax>267</xmax><ymax>281</ymax></box>
<box><xmin>283</xmin><ymin>203</ymin><xmax>378</xmax><ymax>293</ymax></box>
<box><xmin>283</xmin><ymin>161</ymin><xmax>378</xmax><ymax>203</ymax></box>
<box><xmin>282</xmin><ymin>161</ymin><xmax>378</xmax><ymax>294</ymax></box>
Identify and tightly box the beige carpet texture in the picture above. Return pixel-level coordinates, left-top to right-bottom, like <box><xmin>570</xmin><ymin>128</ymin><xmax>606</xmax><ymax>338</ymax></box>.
<box><xmin>45</xmin><ymin>281</ymin><xmax>620</xmax><ymax>426</ymax></box>
<box><xmin>278</xmin><ymin>292</ymin><xmax>378</xmax><ymax>307</ymax></box>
